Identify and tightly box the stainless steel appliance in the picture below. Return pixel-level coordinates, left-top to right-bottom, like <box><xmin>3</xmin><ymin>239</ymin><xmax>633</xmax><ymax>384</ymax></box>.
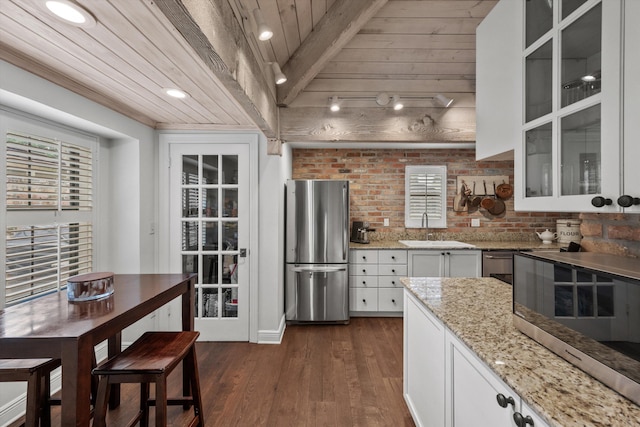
<box><xmin>482</xmin><ymin>250</ymin><xmax>517</xmax><ymax>285</ymax></box>
<box><xmin>513</xmin><ymin>252</ymin><xmax>640</xmax><ymax>405</ymax></box>
<box><xmin>285</xmin><ymin>180</ymin><xmax>349</xmax><ymax>323</ymax></box>
<box><xmin>350</xmin><ymin>220</ymin><xmax>371</xmax><ymax>244</ymax></box>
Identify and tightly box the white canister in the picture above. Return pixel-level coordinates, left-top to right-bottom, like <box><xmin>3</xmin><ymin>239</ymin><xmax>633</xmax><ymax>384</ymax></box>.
<box><xmin>556</xmin><ymin>219</ymin><xmax>582</xmax><ymax>244</ymax></box>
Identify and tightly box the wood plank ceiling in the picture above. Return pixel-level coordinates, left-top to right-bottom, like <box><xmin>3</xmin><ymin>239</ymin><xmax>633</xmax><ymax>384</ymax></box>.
<box><xmin>0</xmin><ymin>0</ymin><xmax>498</xmax><ymax>144</ymax></box>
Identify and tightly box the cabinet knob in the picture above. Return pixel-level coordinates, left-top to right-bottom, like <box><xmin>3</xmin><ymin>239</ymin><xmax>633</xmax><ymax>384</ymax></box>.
<box><xmin>441</xmin><ymin>252</ymin><xmax>445</xmax><ymax>256</ymax></box>
<box><xmin>617</xmin><ymin>195</ymin><xmax>640</xmax><ymax>208</ymax></box>
<box><xmin>391</xmin><ymin>269</ymin><xmax>396</xmax><ymax>273</ymax></box>
<box><xmin>446</xmin><ymin>252</ymin><xmax>451</xmax><ymax>256</ymax></box>
<box><xmin>362</xmin><ymin>299</ymin><xmax>366</xmax><ymax>303</ymax></box>
<box><xmin>496</xmin><ymin>393</ymin><xmax>515</xmax><ymax>408</ymax></box>
<box><xmin>591</xmin><ymin>196</ymin><xmax>612</xmax><ymax>208</ymax></box>
<box><xmin>362</xmin><ymin>269</ymin><xmax>366</xmax><ymax>273</ymax></box>
<box><xmin>362</xmin><ymin>281</ymin><xmax>366</xmax><ymax>285</ymax></box>
<box><xmin>392</xmin><ymin>299</ymin><xmax>396</xmax><ymax>304</ymax></box>
<box><xmin>391</xmin><ymin>281</ymin><xmax>396</xmax><ymax>285</ymax></box>
<box><xmin>513</xmin><ymin>412</ymin><xmax>534</xmax><ymax>427</ymax></box>
<box><xmin>391</xmin><ymin>256</ymin><xmax>396</xmax><ymax>260</ymax></box>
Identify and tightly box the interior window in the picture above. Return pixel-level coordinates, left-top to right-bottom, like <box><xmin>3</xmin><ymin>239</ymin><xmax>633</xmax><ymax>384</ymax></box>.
<box><xmin>405</xmin><ymin>165</ymin><xmax>447</xmax><ymax>229</ymax></box>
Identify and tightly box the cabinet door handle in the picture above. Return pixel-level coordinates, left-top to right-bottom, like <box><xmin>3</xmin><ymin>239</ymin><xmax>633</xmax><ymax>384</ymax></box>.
<box><xmin>391</xmin><ymin>281</ymin><xmax>395</xmax><ymax>285</ymax></box>
<box><xmin>617</xmin><ymin>195</ymin><xmax>640</xmax><ymax>207</ymax></box>
<box><xmin>513</xmin><ymin>412</ymin><xmax>534</xmax><ymax>427</ymax></box>
<box><xmin>496</xmin><ymin>393</ymin><xmax>515</xmax><ymax>408</ymax></box>
<box><xmin>591</xmin><ymin>196</ymin><xmax>612</xmax><ymax>207</ymax></box>
<box><xmin>362</xmin><ymin>281</ymin><xmax>367</xmax><ymax>285</ymax></box>
<box><xmin>391</xmin><ymin>299</ymin><xmax>396</xmax><ymax>303</ymax></box>
<box><xmin>391</xmin><ymin>256</ymin><xmax>396</xmax><ymax>260</ymax></box>
<box><xmin>362</xmin><ymin>269</ymin><xmax>366</xmax><ymax>273</ymax></box>
<box><xmin>362</xmin><ymin>299</ymin><xmax>366</xmax><ymax>303</ymax></box>
<box><xmin>391</xmin><ymin>269</ymin><xmax>396</xmax><ymax>273</ymax></box>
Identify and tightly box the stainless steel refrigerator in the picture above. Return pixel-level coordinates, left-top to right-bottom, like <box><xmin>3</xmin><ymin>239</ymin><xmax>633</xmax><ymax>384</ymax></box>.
<box><xmin>285</xmin><ymin>179</ymin><xmax>349</xmax><ymax>323</ymax></box>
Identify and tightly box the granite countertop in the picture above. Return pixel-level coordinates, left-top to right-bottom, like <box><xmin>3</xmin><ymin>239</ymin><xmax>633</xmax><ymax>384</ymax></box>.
<box><xmin>401</xmin><ymin>277</ymin><xmax>640</xmax><ymax>427</ymax></box>
<box><xmin>350</xmin><ymin>239</ymin><xmax>566</xmax><ymax>251</ymax></box>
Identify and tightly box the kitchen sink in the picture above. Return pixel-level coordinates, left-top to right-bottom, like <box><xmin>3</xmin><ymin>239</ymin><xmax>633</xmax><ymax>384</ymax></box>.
<box><xmin>398</xmin><ymin>240</ymin><xmax>476</xmax><ymax>249</ymax></box>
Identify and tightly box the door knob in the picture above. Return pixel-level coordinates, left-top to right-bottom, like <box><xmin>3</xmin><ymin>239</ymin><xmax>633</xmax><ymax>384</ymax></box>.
<box><xmin>591</xmin><ymin>196</ymin><xmax>612</xmax><ymax>208</ymax></box>
<box><xmin>617</xmin><ymin>195</ymin><xmax>640</xmax><ymax>207</ymax></box>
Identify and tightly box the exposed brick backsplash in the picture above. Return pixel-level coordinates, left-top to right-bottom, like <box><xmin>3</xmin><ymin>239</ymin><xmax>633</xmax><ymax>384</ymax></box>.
<box><xmin>579</xmin><ymin>213</ymin><xmax>640</xmax><ymax>257</ymax></box>
<box><xmin>292</xmin><ymin>148</ymin><xmax>576</xmax><ymax>242</ymax></box>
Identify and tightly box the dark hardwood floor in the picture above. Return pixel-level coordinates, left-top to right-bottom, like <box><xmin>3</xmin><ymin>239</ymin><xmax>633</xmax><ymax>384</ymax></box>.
<box><xmin>28</xmin><ymin>317</ymin><xmax>415</xmax><ymax>426</ymax></box>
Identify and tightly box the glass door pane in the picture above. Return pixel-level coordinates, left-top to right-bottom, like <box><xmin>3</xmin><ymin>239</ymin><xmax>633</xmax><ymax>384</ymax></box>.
<box><xmin>560</xmin><ymin>104</ymin><xmax>601</xmax><ymax>195</ymax></box>
<box><xmin>560</xmin><ymin>4</ymin><xmax>601</xmax><ymax>108</ymax></box>
<box><xmin>526</xmin><ymin>40</ymin><xmax>553</xmax><ymax>122</ymax></box>
<box><xmin>525</xmin><ymin>123</ymin><xmax>553</xmax><ymax>198</ymax></box>
<box><xmin>179</xmin><ymin>154</ymin><xmax>241</xmax><ymax>320</ymax></box>
<box><xmin>562</xmin><ymin>0</ymin><xmax>588</xmax><ymax>19</ymax></box>
<box><xmin>526</xmin><ymin>0</ymin><xmax>553</xmax><ymax>47</ymax></box>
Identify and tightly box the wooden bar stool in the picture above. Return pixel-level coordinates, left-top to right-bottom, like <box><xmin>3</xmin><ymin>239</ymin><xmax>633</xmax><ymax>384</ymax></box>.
<box><xmin>0</xmin><ymin>358</ymin><xmax>61</xmax><ymax>427</ymax></box>
<box><xmin>92</xmin><ymin>331</ymin><xmax>204</xmax><ymax>427</ymax></box>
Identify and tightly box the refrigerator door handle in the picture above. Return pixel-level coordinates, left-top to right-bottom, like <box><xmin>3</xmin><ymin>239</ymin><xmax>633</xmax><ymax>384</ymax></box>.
<box><xmin>291</xmin><ymin>266</ymin><xmax>347</xmax><ymax>273</ymax></box>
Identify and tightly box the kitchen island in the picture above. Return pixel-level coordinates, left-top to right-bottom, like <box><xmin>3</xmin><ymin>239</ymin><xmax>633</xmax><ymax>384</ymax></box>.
<box><xmin>401</xmin><ymin>276</ymin><xmax>640</xmax><ymax>426</ymax></box>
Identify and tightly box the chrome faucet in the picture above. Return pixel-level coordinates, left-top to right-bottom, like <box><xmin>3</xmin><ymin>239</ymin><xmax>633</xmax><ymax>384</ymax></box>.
<box><xmin>421</xmin><ymin>211</ymin><xmax>430</xmax><ymax>241</ymax></box>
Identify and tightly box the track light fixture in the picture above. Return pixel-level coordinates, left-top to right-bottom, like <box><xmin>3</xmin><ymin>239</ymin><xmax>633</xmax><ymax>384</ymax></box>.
<box><xmin>329</xmin><ymin>96</ymin><xmax>340</xmax><ymax>112</ymax></box>
<box><xmin>253</xmin><ymin>8</ymin><xmax>273</xmax><ymax>41</ymax></box>
<box><xmin>327</xmin><ymin>93</ymin><xmax>454</xmax><ymax>111</ymax></box>
<box><xmin>392</xmin><ymin>95</ymin><xmax>403</xmax><ymax>111</ymax></box>
<box><xmin>433</xmin><ymin>94</ymin><xmax>454</xmax><ymax>108</ymax></box>
<box><xmin>272</xmin><ymin>62</ymin><xmax>287</xmax><ymax>85</ymax></box>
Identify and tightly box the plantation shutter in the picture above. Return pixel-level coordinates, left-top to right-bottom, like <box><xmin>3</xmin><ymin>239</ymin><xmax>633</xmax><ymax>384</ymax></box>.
<box><xmin>4</xmin><ymin>126</ymin><xmax>95</xmax><ymax>307</ymax></box>
<box><xmin>405</xmin><ymin>166</ymin><xmax>447</xmax><ymax>228</ymax></box>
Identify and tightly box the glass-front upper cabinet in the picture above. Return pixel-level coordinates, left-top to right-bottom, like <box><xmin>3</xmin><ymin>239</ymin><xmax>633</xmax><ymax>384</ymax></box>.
<box><xmin>516</xmin><ymin>0</ymin><xmax>622</xmax><ymax>212</ymax></box>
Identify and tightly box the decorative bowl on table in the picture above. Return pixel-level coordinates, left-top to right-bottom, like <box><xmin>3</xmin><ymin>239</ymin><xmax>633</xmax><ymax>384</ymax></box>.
<box><xmin>67</xmin><ymin>272</ymin><xmax>114</xmax><ymax>302</ymax></box>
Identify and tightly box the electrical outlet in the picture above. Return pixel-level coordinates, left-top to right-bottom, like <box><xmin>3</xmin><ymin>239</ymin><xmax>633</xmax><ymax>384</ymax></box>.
<box><xmin>471</xmin><ymin>218</ymin><xmax>480</xmax><ymax>227</ymax></box>
<box><xmin>383</xmin><ymin>218</ymin><xmax>390</xmax><ymax>227</ymax></box>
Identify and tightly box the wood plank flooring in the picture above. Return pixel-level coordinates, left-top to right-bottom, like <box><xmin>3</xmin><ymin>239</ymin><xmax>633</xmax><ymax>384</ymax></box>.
<box><xmin>27</xmin><ymin>317</ymin><xmax>415</xmax><ymax>426</ymax></box>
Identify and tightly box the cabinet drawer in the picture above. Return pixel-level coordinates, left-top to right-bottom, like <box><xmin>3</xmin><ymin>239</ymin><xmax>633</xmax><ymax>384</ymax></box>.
<box><xmin>349</xmin><ymin>275</ymin><xmax>379</xmax><ymax>288</ymax></box>
<box><xmin>349</xmin><ymin>264</ymin><xmax>378</xmax><ymax>276</ymax></box>
<box><xmin>378</xmin><ymin>288</ymin><xmax>403</xmax><ymax>311</ymax></box>
<box><xmin>351</xmin><ymin>250</ymin><xmax>378</xmax><ymax>264</ymax></box>
<box><xmin>378</xmin><ymin>276</ymin><xmax>403</xmax><ymax>288</ymax></box>
<box><xmin>378</xmin><ymin>250</ymin><xmax>407</xmax><ymax>264</ymax></box>
<box><xmin>350</xmin><ymin>288</ymin><xmax>378</xmax><ymax>311</ymax></box>
<box><xmin>378</xmin><ymin>264</ymin><xmax>407</xmax><ymax>277</ymax></box>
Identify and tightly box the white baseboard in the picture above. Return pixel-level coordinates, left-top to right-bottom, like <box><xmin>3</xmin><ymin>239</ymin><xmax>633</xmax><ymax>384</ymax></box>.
<box><xmin>0</xmin><ymin>340</ymin><xmax>131</xmax><ymax>427</ymax></box>
<box><xmin>256</xmin><ymin>314</ymin><xmax>286</xmax><ymax>344</ymax></box>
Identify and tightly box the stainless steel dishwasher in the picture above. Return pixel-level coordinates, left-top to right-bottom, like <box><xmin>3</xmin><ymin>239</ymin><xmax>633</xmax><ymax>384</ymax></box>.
<box><xmin>482</xmin><ymin>250</ymin><xmax>518</xmax><ymax>284</ymax></box>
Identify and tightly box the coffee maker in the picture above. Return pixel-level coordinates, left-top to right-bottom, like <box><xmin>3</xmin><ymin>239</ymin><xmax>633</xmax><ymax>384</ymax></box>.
<box><xmin>350</xmin><ymin>221</ymin><xmax>370</xmax><ymax>244</ymax></box>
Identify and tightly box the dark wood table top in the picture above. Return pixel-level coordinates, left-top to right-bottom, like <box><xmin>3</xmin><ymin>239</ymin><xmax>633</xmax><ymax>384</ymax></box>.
<box><xmin>0</xmin><ymin>274</ymin><xmax>194</xmax><ymax>342</ymax></box>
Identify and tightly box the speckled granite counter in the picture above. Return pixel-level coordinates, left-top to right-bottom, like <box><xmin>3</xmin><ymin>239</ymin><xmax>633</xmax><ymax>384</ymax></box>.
<box><xmin>350</xmin><ymin>239</ymin><xmax>566</xmax><ymax>251</ymax></box>
<box><xmin>401</xmin><ymin>277</ymin><xmax>640</xmax><ymax>427</ymax></box>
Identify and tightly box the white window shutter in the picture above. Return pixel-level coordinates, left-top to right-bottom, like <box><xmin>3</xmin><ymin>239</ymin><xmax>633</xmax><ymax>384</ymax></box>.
<box><xmin>405</xmin><ymin>165</ymin><xmax>447</xmax><ymax>228</ymax></box>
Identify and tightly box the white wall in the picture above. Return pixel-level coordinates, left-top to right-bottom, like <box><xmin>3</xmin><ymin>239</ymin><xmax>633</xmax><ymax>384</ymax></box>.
<box><xmin>256</xmin><ymin>139</ymin><xmax>292</xmax><ymax>342</ymax></box>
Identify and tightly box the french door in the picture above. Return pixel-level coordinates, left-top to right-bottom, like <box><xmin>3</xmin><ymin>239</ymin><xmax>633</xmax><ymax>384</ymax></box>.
<box><xmin>168</xmin><ymin>140</ymin><xmax>250</xmax><ymax>341</ymax></box>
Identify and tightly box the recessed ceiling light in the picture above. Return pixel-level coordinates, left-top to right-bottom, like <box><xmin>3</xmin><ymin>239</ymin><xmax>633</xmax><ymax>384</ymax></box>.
<box><xmin>164</xmin><ymin>88</ymin><xmax>188</xmax><ymax>99</ymax></box>
<box><xmin>42</xmin><ymin>0</ymin><xmax>96</xmax><ymax>28</ymax></box>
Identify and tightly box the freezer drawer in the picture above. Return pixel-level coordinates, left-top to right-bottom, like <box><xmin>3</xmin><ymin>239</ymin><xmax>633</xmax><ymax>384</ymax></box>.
<box><xmin>286</xmin><ymin>264</ymin><xmax>349</xmax><ymax>322</ymax></box>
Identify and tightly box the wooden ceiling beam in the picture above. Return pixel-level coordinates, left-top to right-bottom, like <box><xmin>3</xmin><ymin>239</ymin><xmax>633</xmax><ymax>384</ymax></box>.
<box><xmin>279</xmin><ymin>107</ymin><xmax>475</xmax><ymax>143</ymax></box>
<box><xmin>277</xmin><ymin>0</ymin><xmax>388</xmax><ymax>106</ymax></box>
<box><xmin>154</xmin><ymin>0</ymin><xmax>277</xmax><ymax>137</ymax></box>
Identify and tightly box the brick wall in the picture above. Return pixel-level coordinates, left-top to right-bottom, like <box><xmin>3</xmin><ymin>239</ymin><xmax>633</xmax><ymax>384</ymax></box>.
<box><xmin>580</xmin><ymin>213</ymin><xmax>640</xmax><ymax>257</ymax></box>
<box><xmin>292</xmin><ymin>148</ymin><xmax>575</xmax><ymax>242</ymax></box>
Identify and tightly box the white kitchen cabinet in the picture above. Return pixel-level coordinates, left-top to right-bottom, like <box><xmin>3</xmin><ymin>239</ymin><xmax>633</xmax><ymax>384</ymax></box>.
<box><xmin>622</xmin><ymin>0</ymin><xmax>640</xmax><ymax>213</ymax></box>
<box><xmin>502</xmin><ymin>0</ymin><xmax>640</xmax><ymax>213</ymax></box>
<box><xmin>404</xmin><ymin>290</ymin><xmax>550</xmax><ymax>427</ymax></box>
<box><xmin>408</xmin><ymin>250</ymin><xmax>481</xmax><ymax>278</ymax></box>
<box><xmin>404</xmin><ymin>292</ymin><xmax>446</xmax><ymax>427</ymax></box>
<box><xmin>475</xmin><ymin>0</ymin><xmax>522</xmax><ymax>161</ymax></box>
<box><xmin>349</xmin><ymin>249</ymin><xmax>406</xmax><ymax>315</ymax></box>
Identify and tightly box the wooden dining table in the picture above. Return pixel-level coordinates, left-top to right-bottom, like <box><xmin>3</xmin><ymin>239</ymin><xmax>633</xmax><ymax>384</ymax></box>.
<box><xmin>0</xmin><ymin>273</ymin><xmax>197</xmax><ymax>427</ymax></box>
